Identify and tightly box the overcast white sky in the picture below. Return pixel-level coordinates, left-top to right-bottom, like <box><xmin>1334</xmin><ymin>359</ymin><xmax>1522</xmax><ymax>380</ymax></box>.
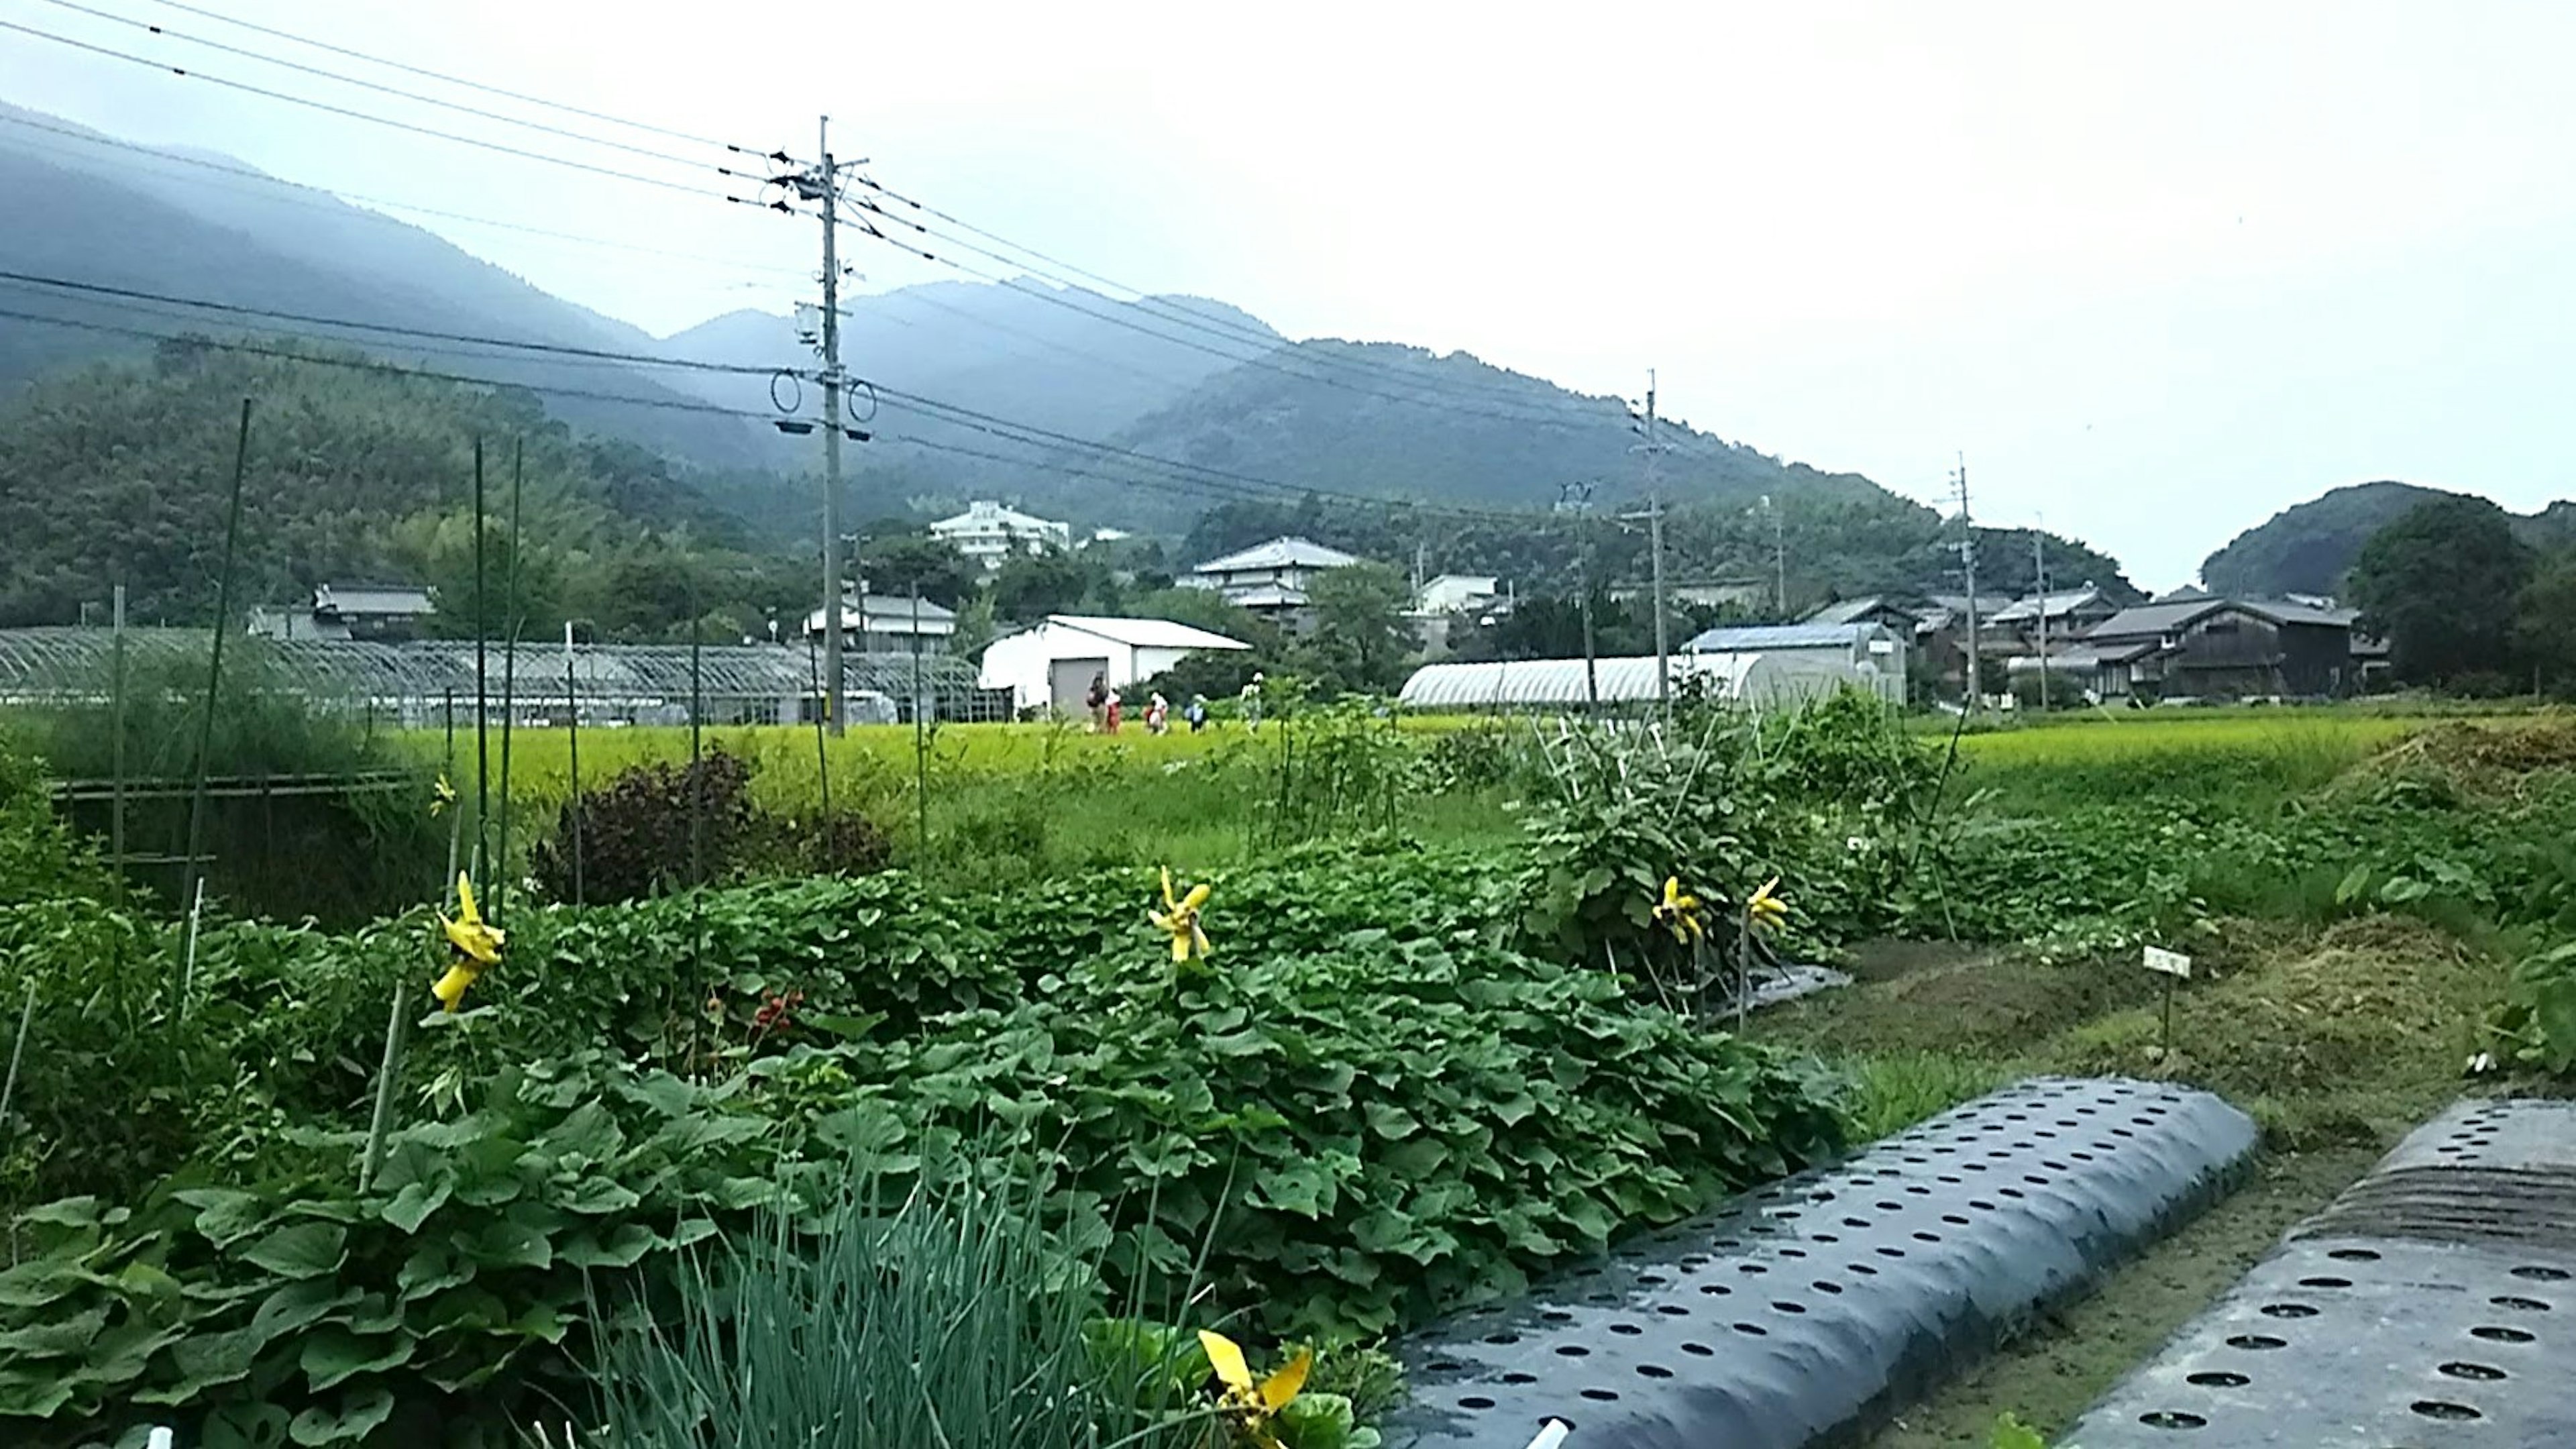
<box><xmin>5</xmin><ymin>0</ymin><xmax>2573</xmax><ymax>585</ymax></box>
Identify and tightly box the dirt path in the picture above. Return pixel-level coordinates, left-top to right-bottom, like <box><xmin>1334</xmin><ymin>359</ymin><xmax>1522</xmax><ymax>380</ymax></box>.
<box><xmin>1764</xmin><ymin>924</ymin><xmax>2506</xmax><ymax>1445</ymax></box>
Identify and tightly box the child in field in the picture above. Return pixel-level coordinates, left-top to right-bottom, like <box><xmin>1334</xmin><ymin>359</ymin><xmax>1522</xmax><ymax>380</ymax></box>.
<box><xmin>1146</xmin><ymin>692</ymin><xmax>1170</xmax><ymax>735</ymax></box>
<box><xmin>1186</xmin><ymin>694</ymin><xmax>1208</xmax><ymax>733</ymax></box>
<box><xmin>1104</xmin><ymin>688</ymin><xmax>1124</xmax><ymax>733</ymax></box>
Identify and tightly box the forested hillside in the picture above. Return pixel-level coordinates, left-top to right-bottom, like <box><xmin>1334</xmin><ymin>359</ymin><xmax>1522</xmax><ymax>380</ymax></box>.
<box><xmin>0</xmin><ymin>342</ymin><xmax>805</xmax><ymax>637</ymax></box>
<box><xmin>0</xmin><ymin>104</ymin><xmax>777</xmax><ymax>468</ymax></box>
<box><xmin>2203</xmin><ymin>480</ymin><xmax>2576</xmax><ymax>598</ymax></box>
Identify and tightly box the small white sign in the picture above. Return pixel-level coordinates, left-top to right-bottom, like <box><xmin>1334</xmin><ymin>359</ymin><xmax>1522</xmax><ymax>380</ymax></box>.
<box><xmin>2142</xmin><ymin>945</ymin><xmax>2193</xmax><ymax>979</ymax></box>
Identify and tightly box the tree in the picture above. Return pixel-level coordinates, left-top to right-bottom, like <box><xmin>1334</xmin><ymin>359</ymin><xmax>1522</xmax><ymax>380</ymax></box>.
<box><xmin>987</xmin><ymin>549</ymin><xmax>1095</xmax><ymax>624</ymax></box>
<box><xmin>2515</xmin><ymin>550</ymin><xmax>2576</xmax><ymax>696</ymax></box>
<box><xmin>2347</xmin><ymin>495</ymin><xmax>2534</xmax><ymax>686</ymax></box>
<box><xmin>858</xmin><ymin>534</ymin><xmax>978</xmax><ymax>610</ymax></box>
<box><xmin>1301</xmin><ymin>561</ymin><xmax>1415</xmax><ymax>694</ymax></box>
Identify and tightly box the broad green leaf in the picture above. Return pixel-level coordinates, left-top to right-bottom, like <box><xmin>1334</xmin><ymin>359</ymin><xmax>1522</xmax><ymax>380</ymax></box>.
<box><xmin>250</xmin><ymin>1279</ymin><xmax>360</xmax><ymax>1343</ymax></box>
<box><xmin>288</xmin><ymin>1386</ymin><xmax>395</xmax><ymax>1446</ymax></box>
<box><xmin>556</xmin><ymin>1177</ymin><xmax>641</xmax><ymax>1216</ymax></box>
<box><xmin>397</xmin><ymin>1243</ymin><xmax>473</xmax><ymax>1299</ymax></box>
<box><xmin>299</xmin><ymin>1326</ymin><xmax>415</xmax><ymax>1391</ymax></box>
<box><xmin>464</xmin><ymin>1216</ymin><xmax>552</xmax><ymax>1271</ymax></box>
<box><xmin>0</xmin><ymin>1304</ymin><xmax>105</xmax><ymax>1358</ymax></box>
<box><xmin>241</xmin><ymin>1223</ymin><xmax>348</xmax><ymax>1280</ymax></box>
<box><xmin>536</xmin><ymin>1100</ymin><xmax>624</xmax><ymax>1164</ymax></box>
<box><xmin>380</xmin><ymin>1177</ymin><xmax>451</xmax><ymax>1235</ymax></box>
<box><xmin>15</xmin><ymin>1197</ymin><xmax>102</xmax><ymax>1229</ymax></box>
<box><xmin>139</xmin><ymin>1325</ymin><xmax>267</xmax><ymax>1401</ymax></box>
<box><xmin>558</xmin><ymin>1222</ymin><xmax>659</xmax><ymax>1270</ymax></box>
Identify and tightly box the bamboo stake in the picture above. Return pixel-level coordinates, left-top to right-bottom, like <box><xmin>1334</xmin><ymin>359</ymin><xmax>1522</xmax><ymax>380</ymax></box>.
<box><xmin>177</xmin><ymin>398</ymin><xmax>252</xmax><ymax>1008</ymax></box>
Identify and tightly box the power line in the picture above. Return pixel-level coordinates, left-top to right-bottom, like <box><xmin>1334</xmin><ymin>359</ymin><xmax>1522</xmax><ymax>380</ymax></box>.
<box><xmin>0</xmin><ymin>268</ymin><xmax>792</xmax><ymax>378</ymax></box>
<box><xmin>131</xmin><ymin>0</ymin><xmax>792</xmax><ymax>162</ymax></box>
<box><xmin>0</xmin><ymin>17</ymin><xmax>740</xmax><ymax>202</ymax></box>
<box><xmin>33</xmin><ymin>0</ymin><xmax>752</xmax><ymax>176</ymax></box>
<box><xmin>856</xmin><ymin>177</ymin><xmax>1626</xmax><ymax>418</ymax></box>
<box><xmin>1</xmin><ymin>270</ymin><xmax>1611</xmax><ymax>527</ymax></box>
<box><xmin>845</xmin><ymin>218</ymin><xmax>1622</xmax><ymax>431</ymax></box>
<box><xmin>0</xmin><ymin>110</ymin><xmax>811</xmax><ymax>281</ymax></box>
<box><xmin>0</xmin><ymin>301</ymin><xmax>791</xmax><ymax>421</ymax></box>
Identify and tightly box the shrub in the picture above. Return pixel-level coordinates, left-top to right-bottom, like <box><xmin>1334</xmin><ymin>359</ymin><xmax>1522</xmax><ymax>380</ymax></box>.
<box><xmin>531</xmin><ymin>749</ymin><xmax>754</xmax><ymax>904</ymax></box>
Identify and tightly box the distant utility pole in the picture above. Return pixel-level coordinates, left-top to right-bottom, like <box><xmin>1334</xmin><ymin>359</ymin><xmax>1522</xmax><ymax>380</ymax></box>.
<box><xmin>1558</xmin><ymin>480</ymin><xmax>1601</xmax><ymax>708</ymax></box>
<box><xmin>1953</xmin><ymin>454</ymin><xmax>1981</xmax><ymax>709</ymax></box>
<box><xmin>774</xmin><ymin>117</ymin><xmax>868</xmax><ymax>735</ymax></box>
<box><xmin>2031</xmin><ymin>518</ymin><xmax>2049</xmax><ymax>714</ymax></box>
<box><xmin>1762</xmin><ymin>494</ymin><xmax>1788</xmax><ymax>619</ymax></box>
<box><xmin>1623</xmin><ymin>372</ymin><xmax>1672</xmax><ymax>714</ymax></box>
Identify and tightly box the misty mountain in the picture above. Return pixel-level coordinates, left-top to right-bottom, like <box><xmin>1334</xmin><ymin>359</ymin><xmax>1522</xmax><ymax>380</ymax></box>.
<box><xmin>660</xmin><ymin>283</ymin><xmax>1278</xmax><ymax>445</ymax></box>
<box><xmin>0</xmin><ymin>102</ymin><xmax>774</xmax><ymax>467</ymax></box>
<box><xmin>0</xmin><ymin>101</ymin><xmax>2145</xmax><ymax>600</ymax></box>
<box><xmin>2203</xmin><ymin>480</ymin><xmax>2576</xmax><ymax>597</ymax></box>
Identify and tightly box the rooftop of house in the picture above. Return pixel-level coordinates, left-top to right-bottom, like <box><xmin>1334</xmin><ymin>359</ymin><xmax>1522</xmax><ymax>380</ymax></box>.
<box><xmin>1684</xmin><ymin>621</ymin><xmax>1890</xmax><ymax>652</ymax></box>
<box><xmin>2088</xmin><ymin>596</ymin><xmax>2359</xmax><ymax>639</ymax></box>
<box><xmin>928</xmin><ymin>501</ymin><xmax>1068</xmax><ymax>534</ymax></box>
<box><xmin>312</xmin><ymin>583</ymin><xmax>435</xmax><ymax>617</ymax></box>
<box><xmin>1043</xmin><ymin>614</ymin><xmax>1251</xmax><ymax>651</ymax></box>
<box><xmin>1193</xmin><ymin>536</ymin><xmax>1360</xmax><ymax>575</ymax></box>
<box><xmin>1988</xmin><ymin>584</ymin><xmax>2110</xmax><ymax>625</ymax></box>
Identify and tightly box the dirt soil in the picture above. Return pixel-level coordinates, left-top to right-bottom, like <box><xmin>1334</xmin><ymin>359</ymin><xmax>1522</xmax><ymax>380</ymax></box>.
<box><xmin>1768</xmin><ymin>919</ymin><xmax>2510</xmax><ymax>1446</ymax></box>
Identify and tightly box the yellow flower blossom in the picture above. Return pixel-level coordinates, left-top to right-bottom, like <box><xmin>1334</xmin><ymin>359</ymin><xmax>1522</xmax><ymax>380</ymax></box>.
<box><xmin>1652</xmin><ymin>875</ymin><xmax>1705</xmax><ymax>945</ymax></box>
<box><xmin>432</xmin><ymin>872</ymin><xmax>504</xmax><ymax>1012</ymax></box>
<box><xmin>430</xmin><ymin>774</ymin><xmax>455</xmax><ymax>817</ymax></box>
<box><xmin>1198</xmin><ymin>1329</ymin><xmax>1312</xmax><ymax>1449</ymax></box>
<box><xmin>1150</xmin><ymin>867</ymin><xmax>1214</xmax><ymax>963</ymax></box>
<box><xmin>1745</xmin><ymin>876</ymin><xmax>1788</xmax><ymax>934</ymax></box>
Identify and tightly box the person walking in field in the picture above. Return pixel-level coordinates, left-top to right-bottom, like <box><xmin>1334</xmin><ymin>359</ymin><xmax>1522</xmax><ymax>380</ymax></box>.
<box><xmin>1241</xmin><ymin>672</ymin><xmax>1264</xmax><ymax>732</ymax></box>
<box><xmin>1146</xmin><ymin>691</ymin><xmax>1170</xmax><ymax>735</ymax></box>
<box><xmin>1186</xmin><ymin>693</ymin><xmax>1208</xmax><ymax>733</ymax></box>
<box><xmin>1104</xmin><ymin>687</ymin><xmax>1124</xmax><ymax>733</ymax></box>
<box><xmin>1085</xmin><ymin>673</ymin><xmax>1107</xmax><ymax>731</ymax></box>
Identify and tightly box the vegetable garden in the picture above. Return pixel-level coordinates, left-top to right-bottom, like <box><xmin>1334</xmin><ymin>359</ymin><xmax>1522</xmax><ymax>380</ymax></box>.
<box><xmin>1</xmin><ymin>694</ymin><xmax>2574</xmax><ymax>1447</ymax></box>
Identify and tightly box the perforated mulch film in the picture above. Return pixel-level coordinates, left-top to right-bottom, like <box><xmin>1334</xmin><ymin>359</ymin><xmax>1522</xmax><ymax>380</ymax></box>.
<box><xmin>1383</xmin><ymin>1077</ymin><xmax>2259</xmax><ymax>1448</ymax></box>
<box><xmin>2062</xmin><ymin>1099</ymin><xmax>2576</xmax><ymax>1447</ymax></box>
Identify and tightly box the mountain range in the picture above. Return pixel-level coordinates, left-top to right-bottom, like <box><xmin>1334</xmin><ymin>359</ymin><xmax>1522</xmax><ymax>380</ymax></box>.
<box><xmin>0</xmin><ymin>98</ymin><xmax>2225</xmax><ymax>604</ymax></box>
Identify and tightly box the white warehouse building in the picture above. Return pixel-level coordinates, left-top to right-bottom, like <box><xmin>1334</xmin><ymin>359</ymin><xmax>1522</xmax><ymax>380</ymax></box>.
<box><xmin>977</xmin><ymin>614</ymin><xmax>1251</xmax><ymax>715</ymax></box>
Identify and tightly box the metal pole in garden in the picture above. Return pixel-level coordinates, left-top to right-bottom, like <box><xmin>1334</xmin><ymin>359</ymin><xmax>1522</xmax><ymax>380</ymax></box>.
<box><xmin>110</xmin><ymin>582</ymin><xmax>126</xmax><ymax>873</ymax></box>
<box><xmin>911</xmin><ymin>587</ymin><xmax>928</xmax><ymax>851</ymax></box>
<box><xmin>689</xmin><ymin>606</ymin><xmax>704</xmax><ymax>891</ymax></box>
<box><xmin>805</xmin><ymin>623</ymin><xmax>832</xmax><ymax>819</ymax></box>
<box><xmin>178</xmin><ymin>396</ymin><xmax>252</xmax><ymax>1005</ymax></box>
<box><xmin>564</xmin><ymin>622</ymin><xmax>584</xmax><ymax>905</ymax></box>
<box><xmin>494</xmin><ymin>439</ymin><xmax>523</xmax><ymax>921</ymax></box>
<box><xmin>472</xmin><ymin>438</ymin><xmax>490</xmax><ymax>882</ymax></box>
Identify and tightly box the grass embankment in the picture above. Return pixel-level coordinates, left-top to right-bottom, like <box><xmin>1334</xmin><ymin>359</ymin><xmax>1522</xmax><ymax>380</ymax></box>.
<box><xmin>1771</xmin><ymin>713</ymin><xmax>2574</xmax><ymax>1445</ymax></box>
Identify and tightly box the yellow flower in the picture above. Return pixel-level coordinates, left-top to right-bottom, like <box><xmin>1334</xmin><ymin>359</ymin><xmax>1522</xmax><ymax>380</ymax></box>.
<box><xmin>1652</xmin><ymin>875</ymin><xmax>1705</xmax><ymax>944</ymax></box>
<box><xmin>430</xmin><ymin>774</ymin><xmax>455</xmax><ymax>817</ymax></box>
<box><xmin>1150</xmin><ymin>867</ymin><xmax>1214</xmax><ymax>963</ymax></box>
<box><xmin>1197</xmin><ymin>1329</ymin><xmax>1312</xmax><ymax>1449</ymax></box>
<box><xmin>1745</xmin><ymin>875</ymin><xmax>1788</xmax><ymax>934</ymax></box>
<box><xmin>432</xmin><ymin>872</ymin><xmax>504</xmax><ymax>1012</ymax></box>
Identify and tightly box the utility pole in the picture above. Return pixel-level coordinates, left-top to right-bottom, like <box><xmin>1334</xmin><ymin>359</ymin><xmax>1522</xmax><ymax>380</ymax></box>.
<box><xmin>1558</xmin><ymin>481</ymin><xmax>1601</xmax><ymax>708</ymax></box>
<box><xmin>1625</xmin><ymin>372</ymin><xmax>1672</xmax><ymax>714</ymax></box>
<box><xmin>1954</xmin><ymin>454</ymin><xmax>1981</xmax><ymax>710</ymax></box>
<box><xmin>2031</xmin><ymin>519</ymin><xmax>2048</xmax><ymax>714</ymax></box>
<box><xmin>1762</xmin><ymin>494</ymin><xmax>1788</xmax><ymax>619</ymax></box>
<box><xmin>773</xmin><ymin>117</ymin><xmax>866</xmax><ymax>734</ymax></box>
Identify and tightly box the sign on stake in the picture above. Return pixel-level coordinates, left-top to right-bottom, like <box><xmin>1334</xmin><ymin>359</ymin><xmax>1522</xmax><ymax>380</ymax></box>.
<box><xmin>2141</xmin><ymin>945</ymin><xmax>2192</xmax><ymax>1059</ymax></box>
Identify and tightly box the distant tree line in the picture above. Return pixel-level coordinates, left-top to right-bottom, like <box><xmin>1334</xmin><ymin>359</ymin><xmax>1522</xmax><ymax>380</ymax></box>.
<box><xmin>2347</xmin><ymin>494</ymin><xmax>2576</xmax><ymax>696</ymax></box>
